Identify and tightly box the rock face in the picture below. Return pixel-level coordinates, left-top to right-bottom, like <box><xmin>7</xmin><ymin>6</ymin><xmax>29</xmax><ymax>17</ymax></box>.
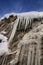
<box><xmin>0</xmin><ymin>12</ymin><xmax>43</xmax><ymax>65</ymax></box>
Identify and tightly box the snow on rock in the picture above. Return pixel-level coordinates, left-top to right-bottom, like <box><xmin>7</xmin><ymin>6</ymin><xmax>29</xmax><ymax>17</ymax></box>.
<box><xmin>0</xmin><ymin>34</ymin><xmax>9</xmax><ymax>56</ymax></box>
<box><xmin>0</xmin><ymin>13</ymin><xmax>17</xmax><ymax>20</ymax></box>
<box><xmin>0</xmin><ymin>30</ymin><xmax>7</xmax><ymax>34</ymax></box>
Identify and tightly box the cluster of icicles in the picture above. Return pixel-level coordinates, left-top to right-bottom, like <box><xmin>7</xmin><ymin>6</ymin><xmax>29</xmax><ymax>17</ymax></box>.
<box><xmin>8</xmin><ymin>15</ymin><xmax>40</xmax><ymax>44</ymax></box>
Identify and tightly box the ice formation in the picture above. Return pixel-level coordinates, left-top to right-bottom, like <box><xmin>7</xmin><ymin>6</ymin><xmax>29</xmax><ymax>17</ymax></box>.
<box><xmin>8</xmin><ymin>11</ymin><xmax>43</xmax><ymax>44</ymax></box>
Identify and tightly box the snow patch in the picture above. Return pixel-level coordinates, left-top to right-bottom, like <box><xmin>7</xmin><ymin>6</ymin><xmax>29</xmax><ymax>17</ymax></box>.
<box><xmin>0</xmin><ymin>34</ymin><xmax>9</xmax><ymax>56</ymax></box>
<box><xmin>0</xmin><ymin>30</ymin><xmax>7</xmax><ymax>34</ymax></box>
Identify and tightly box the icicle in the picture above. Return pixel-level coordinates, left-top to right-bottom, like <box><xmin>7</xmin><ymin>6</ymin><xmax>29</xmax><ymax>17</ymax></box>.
<box><xmin>17</xmin><ymin>16</ymin><xmax>23</xmax><ymax>30</ymax></box>
<box><xmin>25</xmin><ymin>18</ymin><xmax>27</xmax><ymax>30</ymax></box>
<box><xmin>29</xmin><ymin>18</ymin><xmax>32</xmax><ymax>28</ymax></box>
<box><xmin>21</xmin><ymin>17</ymin><xmax>26</xmax><ymax>30</ymax></box>
<box><xmin>19</xmin><ymin>17</ymin><xmax>23</xmax><ymax>30</ymax></box>
<box><xmin>18</xmin><ymin>18</ymin><xmax>21</xmax><ymax>30</ymax></box>
<box><xmin>27</xmin><ymin>18</ymin><xmax>30</xmax><ymax>28</ymax></box>
<box><xmin>22</xmin><ymin>18</ymin><xmax>26</xmax><ymax>30</ymax></box>
<box><xmin>25</xmin><ymin>18</ymin><xmax>30</xmax><ymax>30</ymax></box>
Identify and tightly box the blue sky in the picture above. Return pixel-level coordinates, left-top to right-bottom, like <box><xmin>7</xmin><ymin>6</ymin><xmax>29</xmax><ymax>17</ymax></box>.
<box><xmin>0</xmin><ymin>0</ymin><xmax>43</xmax><ymax>17</ymax></box>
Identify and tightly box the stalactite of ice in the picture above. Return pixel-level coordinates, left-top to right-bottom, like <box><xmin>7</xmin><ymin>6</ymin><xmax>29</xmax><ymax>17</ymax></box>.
<box><xmin>8</xmin><ymin>15</ymin><xmax>39</xmax><ymax>45</ymax></box>
<box><xmin>25</xmin><ymin>18</ymin><xmax>30</xmax><ymax>30</ymax></box>
<box><xmin>17</xmin><ymin>16</ymin><xmax>32</xmax><ymax>31</ymax></box>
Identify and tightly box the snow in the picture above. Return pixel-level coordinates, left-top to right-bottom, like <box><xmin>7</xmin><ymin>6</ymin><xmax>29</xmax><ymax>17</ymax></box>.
<box><xmin>0</xmin><ymin>34</ymin><xmax>9</xmax><ymax>56</ymax></box>
<box><xmin>0</xmin><ymin>30</ymin><xmax>7</xmax><ymax>34</ymax></box>
<box><xmin>0</xmin><ymin>11</ymin><xmax>43</xmax><ymax>20</ymax></box>
<box><xmin>0</xmin><ymin>13</ymin><xmax>17</xmax><ymax>21</ymax></box>
<box><xmin>39</xmin><ymin>12</ymin><xmax>43</xmax><ymax>17</ymax></box>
